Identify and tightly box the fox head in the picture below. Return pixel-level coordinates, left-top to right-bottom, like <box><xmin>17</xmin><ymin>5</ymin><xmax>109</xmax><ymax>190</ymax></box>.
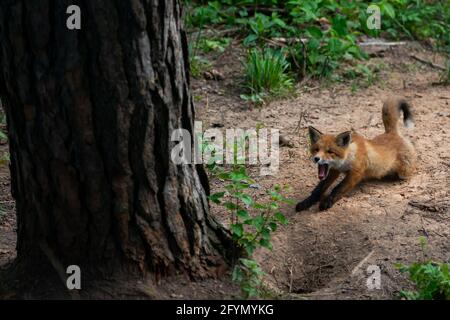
<box><xmin>308</xmin><ymin>126</ymin><xmax>353</xmax><ymax>180</ymax></box>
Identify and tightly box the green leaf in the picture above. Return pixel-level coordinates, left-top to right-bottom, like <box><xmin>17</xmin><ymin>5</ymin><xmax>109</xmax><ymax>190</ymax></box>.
<box><xmin>224</xmin><ymin>201</ymin><xmax>239</xmax><ymax>211</ymax></box>
<box><xmin>331</xmin><ymin>15</ymin><xmax>348</xmax><ymax>37</ymax></box>
<box><xmin>243</xmin><ymin>34</ymin><xmax>258</xmax><ymax>46</ymax></box>
<box><xmin>269</xmin><ymin>202</ymin><xmax>279</xmax><ymax>210</ymax></box>
<box><xmin>261</xmin><ymin>227</ymin><xmax>271</xmax><ymax>240</ymax></box>
<box><xmin>245</xmin><ymin>243</ymin><xmax>256</xmax><ymax>256</ymax></box>
<box><xmin>240</xmin><ymin>194</ymin><xmax>253</xmax><ymax>206</ymax></box>
<box><xmin>269</xmin><ymin>222</ymin><xmax>277</xmax><ymax>232</ymax></box>
<box><xmin>230</xmin><ymin>169</ymin><xmax>248</xmax><ymax>182</ymax></box>
<box><xmin>232</xmin><ymin>265</ymin><xmax>243</xmax><ymax>282</ymax></box>
<box><xmin>381</xmin><ymin>3</ymin><xmax>395</xmax><ymax>19</ymax></box>
<box><xmin>218</xmin><ymin>172</ymin><xmax>231</xmax><ymax>180</ymax></box>
<box><xmin>251</xmin><ymin>215</ymin><xmax>265</xmax><ymax>231</ymax></box>
<box><xmin>327</xmin><ymin>38</ymin><xmax>343</xmax><ymax>54</ymax></box>
<box><xmin>306</xmin><ymin>26</ymin><xmax>323</xmax><ymax>39</ymax></box>
<box><xmin>252</xmin><ymin>203</ymin><xmax>267</xmax><ymax>210</ymax></box>
<box><xmin>209</xmin><ymin>192</ymin><xmax>225</xmax><ymax>204</ymax></box>
<box><xmin>237</xmin><ymin>209</ymin><xmax>249</xmax><ymax>219</ymax></box>
<box><xmin>231</xmin><ymin>223</ymin><xmax>243</xmax><ymax>237</ymax></box>
<box><xmin>275</xmin><ymin>212</ymin><xmax>288</xmax><ymax>225</ymax></box>
<box><xmin>259</xmin><ymin>238</ymin><xmax>272</xmax><ymax>250</ymax></box>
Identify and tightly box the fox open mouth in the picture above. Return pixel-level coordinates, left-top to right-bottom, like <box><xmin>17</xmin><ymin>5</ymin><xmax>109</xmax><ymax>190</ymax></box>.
<box><xmin>318</xmin><ymin>164</ymin><xmax>329</xmax><ymax>180</ymax></box>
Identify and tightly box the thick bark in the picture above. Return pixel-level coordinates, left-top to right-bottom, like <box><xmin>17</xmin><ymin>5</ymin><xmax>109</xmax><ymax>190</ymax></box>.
<box><xmin>0</xmin><ymin>0</ymin><xmax>231</xmax><ymax>279</ymax></box>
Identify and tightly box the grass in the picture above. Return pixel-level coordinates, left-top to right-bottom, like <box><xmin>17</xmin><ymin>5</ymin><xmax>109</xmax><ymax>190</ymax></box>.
<box><xmin>242</xmin><ymin>48</ymin><xmax>293</xmax><ymax>103</ymax></box>
<box><xmin>187</xmin><ymin>33</ymin><xmax>229</xmax><ymax>79</ymax></box>
<box><xmin>189</xmin><ymin>54</ymin><xmax>212</xmax><ymax>79</ymax></box>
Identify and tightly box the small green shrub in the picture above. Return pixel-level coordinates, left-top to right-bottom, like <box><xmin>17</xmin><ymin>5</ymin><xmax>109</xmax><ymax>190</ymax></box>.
<box><xmin>396</xmin><ymin>238</ymin><xmax>450</xmax><ymax>300</ymax></box>
<box><xmin>184</xmin><ymin>0</ymin><xmax>449</xmax><ymax>82</ymax></box>
<box><xmin>197</xmin><ymin>37</ymin><xmax>231</xmax><ymax>54</ymax></box>
<box><xmin>204</xmin><ymin>136</ymin><xmax>291</xmax><ymax>298</ymax></box>
<box><xmin>189</xmin><ymin>55</ymin><xmax>212</xmax><ymax>78</ymax></box>
<box><xmin>243</xmin><ymin>48</ymin><xmax>293</xmax><ymax>102</ymax></box>
<box><xmin>397</xmin><ymin>262</ymin><xmax>450</xmax><ymax>300</ymax></box>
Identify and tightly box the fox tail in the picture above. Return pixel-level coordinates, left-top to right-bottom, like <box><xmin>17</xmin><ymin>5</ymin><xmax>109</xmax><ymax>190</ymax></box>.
<box><xmin>382</xmin><ymin>97</ymin><xmax>414</xmax><ymax>133</ymax></box>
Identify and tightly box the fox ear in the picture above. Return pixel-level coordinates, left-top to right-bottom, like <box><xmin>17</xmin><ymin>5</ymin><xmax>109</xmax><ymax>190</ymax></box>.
<box><xmin>308</xmin><ymin>126</ymin><xmax>322</xmax><ymax>144</ymax></box>
<box><xmin>336</xmin><ymin>131</ymin><xmax>352</xmax><ymax>147</ymax></box>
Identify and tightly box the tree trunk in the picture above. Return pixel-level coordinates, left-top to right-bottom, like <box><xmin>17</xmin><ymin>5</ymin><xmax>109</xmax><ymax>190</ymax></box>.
<box><xmin>0</xmin><ymin>0</ymin><xmax>231</xmax><ymax>281</ymax></box>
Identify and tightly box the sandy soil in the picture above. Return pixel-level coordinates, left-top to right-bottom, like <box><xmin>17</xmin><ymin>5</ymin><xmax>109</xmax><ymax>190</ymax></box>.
<box><xmin>0</xmin><ymin>41</ymin><xmax>448</xmax><ymax>299</ymax></box>
<box><xmin>193</xmin><ymin>41</ymin><xmax>450</xmax><ymax>299</ymax></box>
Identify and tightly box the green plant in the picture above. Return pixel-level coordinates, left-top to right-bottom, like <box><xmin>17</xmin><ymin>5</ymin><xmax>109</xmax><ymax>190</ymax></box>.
<box><xmin>185</xmin><ymin>0</ymin><xmax>449</xmax><ymax>83</ymax></box>
<box><xmin>197</xmin><ymin>37</ymin><xmax>231</xmax><ymax>54</ymax></box>
<box><xmin>232</xmin><ymin>258</ymin><xmax>265</xmax><ymax>298</ymax></box>
<box><xmin>204</xmin><ymin>136</ymin><xmax>291</xmax><ymax>298</ymax></box>
<box><xmin>344</xmin><ymin>63</ymin><xmax>378</xmax><ymax>92</ymax></box>
<box><xmin>243</xmin><ymin>48</ymin><xmax>293</xmax><ymax>102</ymax></box>
<box><xmin>185</xmin><ymin>1</ymin><xmax>224</xmax><ymax>28</ymax></box>
<box><xmin>189</xmin><ymin>54</ymin><xmax>212</xmax><ymax>78</ymax></box>
<box><xmin>397</xmin><ymin>262</ymin><xmax>450</xmax><ymax>300</ymax></box>
<box><xmin>396</xmin><ymin>237</ymin><xmax>450</xmax><ymax>300</ymax></box>
<box><xmin>237</xmin><ymin>12</ymin><xmax>293</xmax><ymax>47</ymax></box>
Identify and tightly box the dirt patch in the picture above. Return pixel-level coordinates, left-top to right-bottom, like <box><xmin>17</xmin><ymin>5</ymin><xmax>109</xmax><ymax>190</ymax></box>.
<box><xmin>194</xmin><ymin>41</ymin><xmax>450</xmax><ymax>299</ymax></box>
<box><xmin>0</xmin><ymin>142</ymin><xmax>15</xmax><ymax>267</ymax></box>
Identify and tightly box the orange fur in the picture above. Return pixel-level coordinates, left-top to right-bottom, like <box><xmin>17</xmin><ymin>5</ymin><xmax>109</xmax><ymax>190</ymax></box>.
<box><xmin>296</xmin><ymin>97</ymin><xmax>416</xmax><ymax>212</ymax></box>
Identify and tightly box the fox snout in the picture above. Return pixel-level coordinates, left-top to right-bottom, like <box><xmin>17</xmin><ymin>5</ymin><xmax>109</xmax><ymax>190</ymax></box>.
<box><xmin>312</xmin><ymin>155</ymin><xmax>330</xmax><ymax>165</ymax></box>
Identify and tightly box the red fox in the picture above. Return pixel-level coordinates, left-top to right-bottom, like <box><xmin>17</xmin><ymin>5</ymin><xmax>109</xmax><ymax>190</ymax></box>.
<box><xmin>296</xmin><ymin>97</ymin><xmax>416</xmax><ymax>212</ymax></box>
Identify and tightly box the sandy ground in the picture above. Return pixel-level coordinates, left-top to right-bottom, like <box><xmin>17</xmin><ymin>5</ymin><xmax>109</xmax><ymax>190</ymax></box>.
<box><xmin>0</xmin><ymin>41</ymin><xmax>448</xmax><ymax>299</ymax></box>
<box><xmin>193</xmin><ymin>41</ymin><xmax>450</xmax><ymax>299</ymax></box>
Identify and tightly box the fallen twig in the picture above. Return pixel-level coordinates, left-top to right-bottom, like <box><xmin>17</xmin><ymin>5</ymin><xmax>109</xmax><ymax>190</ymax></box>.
<box><xmin>410</xmin><ymin>55</ymin><xmax>446</xmax><ymax>71</ymax></box>
<box><xmin>409</xmin><ymin>200</ymin><xmax>440</xmax><ymax>212</ymax></box>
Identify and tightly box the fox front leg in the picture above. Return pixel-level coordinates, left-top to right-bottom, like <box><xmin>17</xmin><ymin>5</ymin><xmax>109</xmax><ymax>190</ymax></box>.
<box><xmin>319</xmin><ymin>171</ymin><xmax>363</xmax><ymax>211</ymax></box>
<box><xmin>295</xmin><ymin>181</ymin><xmax>324</xmax><ymax>212</ymax></box>
<box><xmin>296</xmin><ymin>170</ymin><xmax>340</xmax><ymax>212</ymax></box>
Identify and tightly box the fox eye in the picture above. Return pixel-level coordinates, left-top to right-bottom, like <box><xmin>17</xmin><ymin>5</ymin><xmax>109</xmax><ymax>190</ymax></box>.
<box><xmin>327</xmin><ymin>150</ymin><xmax>335</xmax><ymax>155</ymax></box>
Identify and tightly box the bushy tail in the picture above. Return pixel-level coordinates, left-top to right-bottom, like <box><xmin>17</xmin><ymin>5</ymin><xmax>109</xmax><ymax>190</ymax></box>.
<box><xmin>382</xmin><ymin>97</ymin><xmax>414</xmax><ymax>133</ymax></box>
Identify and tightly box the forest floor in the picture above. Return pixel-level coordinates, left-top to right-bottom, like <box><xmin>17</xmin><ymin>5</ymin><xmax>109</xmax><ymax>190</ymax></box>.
<box><xmin>193</xmin><ymin>40</ymin><xmax>450</xmax><ymax>299</ymax></box>
<box><xmin>0</xmin><ymin>41</ymin><xmax>449</xmax><ymax>299</ymax></box>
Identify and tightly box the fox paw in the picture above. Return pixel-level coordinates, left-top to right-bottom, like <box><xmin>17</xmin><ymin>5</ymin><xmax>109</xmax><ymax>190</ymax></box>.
<box><xmin>319</xmin><ymin>198</ymin><xmax>334</xmax><ymax>211</ymax></box>
<box><xmin>295</xmin><ymin>199</ymin><xmax>313</xmax><ymax>212</ymax></box>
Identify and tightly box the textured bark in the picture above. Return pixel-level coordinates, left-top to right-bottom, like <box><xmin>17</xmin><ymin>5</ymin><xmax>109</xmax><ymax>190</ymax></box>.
<box><xmin>0</xmin><ymin>0</ymin><xmax>231</xmax><ymax>279</ymax></box>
